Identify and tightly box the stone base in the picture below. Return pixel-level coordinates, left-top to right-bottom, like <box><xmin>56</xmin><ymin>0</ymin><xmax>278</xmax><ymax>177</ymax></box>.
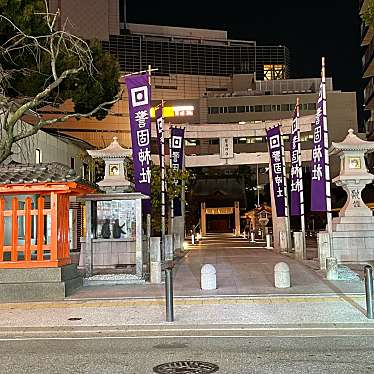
<box><xmin>0</xmin><ymin>264</ymin><xmax>82</xmax><ymax>302</ymax></box>
<box><xmin>331</xmin><ymin>217</ymin><xmax>374</xmax><ymax>263</ymax></box>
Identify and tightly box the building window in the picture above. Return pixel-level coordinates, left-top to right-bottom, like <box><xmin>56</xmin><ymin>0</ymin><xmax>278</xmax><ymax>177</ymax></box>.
<box><xmin>254</xmin><ymin>105</ymin><xmax>263</xmax><ymax>112</ymax></box>
<box><xmin>281</xmin><ymin>104</ymin><xmax>290</xmax><ymax>112</ymax></box>
<box><xmin>272</xmin><ymin>104</ymin><xmax>281</xmax><ymax>111</ymax></box>
<box><xmin>209</xmin><ymin>107</ymin><xmax>219</xmax><ymax>114</ymax></box>
<box><xmin>208</xmin><ymin>139</ymin><xmax>219</xmax><ymax>145</ymax></box>
<box><xmin>228</xmin><ymin>106</ymin><xmax>236</xmax><ymax>113</ymax></box>
<box><xmin>185</xmin><ymin>139</ymin><xmax>200</xmax><ymax>146</ymax></box>
<box><xmin>237</xmin><ymin>106</ymin><xmax>246</xmax><ymax>113</ymax></box>
<box><xmin>307</xmin><ymin>103</ymin><xmax>316</xmax><ymax>110</ymax></box>
<box><xmin>70</xmin><ymin>157</ymin><xmax>75</xmax><ymax>169</ymax></box>
<box><xmin>264</xmin><ymin>105</ymin><xmax>271</xmax><ymax>112</ymax></box>
<box><xmin>263</xmin><ymin>64</ymin><xmax>286</xmax><ymax>80</ymax></box>
<box><xmin>35</xmin><ymin>149</ymin><xmax>42</xmax><ymax>164</ymax></box>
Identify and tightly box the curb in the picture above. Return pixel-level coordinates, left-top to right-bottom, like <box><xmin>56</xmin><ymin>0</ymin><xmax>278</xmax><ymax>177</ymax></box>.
<box><xmin>0</xmin><ymin>293</ymin><xmax>367</xmax><ymax>311</ymax></box>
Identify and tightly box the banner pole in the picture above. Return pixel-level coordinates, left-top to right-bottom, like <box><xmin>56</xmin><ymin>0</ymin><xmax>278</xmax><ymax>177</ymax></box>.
<box><xmin>322</xmin><ymin>57</ymin><xmax>333</xmax><ymax>237</ymax></box>
<box><xmin>297</xmin><ymin>98</ymin><xmax>306</xmax><ymax>257</ymax></box>
<box><xmin>280</xmin><ymin>126</ymin><xmax>292</xmax><ymax>252</ymax></box>
<box><xmin>169</xmin><ymin>132</ymin><xmax>174</xmax><ymax>235</ymax></box>
<box><xmin>160</xmin><ymin>101</ymin><xmax>166</xmax><ymax>261</ymax></box>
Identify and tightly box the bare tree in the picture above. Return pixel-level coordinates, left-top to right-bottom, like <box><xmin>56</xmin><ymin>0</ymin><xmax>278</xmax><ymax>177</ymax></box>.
<box><xmin>0</xmin><ymin>2</ymin><xmax>121</xmax><ymax>163</ymax></box>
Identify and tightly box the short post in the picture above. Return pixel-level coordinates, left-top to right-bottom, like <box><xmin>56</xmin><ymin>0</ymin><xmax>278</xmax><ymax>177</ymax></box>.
<box><xmin>364</xmin><ymin>265</ymin><xmax>374</xmax><ymax>319</ymax></box>
<box><xmin>165</xmin><ymin>266</ymin><xmax>174</xmax><ymax>322</ymax></box>
<box><xmin>191</xmin><ymin>234</ymin><xmax>195</xmax><ymax>245</ymax></box>
<box><xmin>250</xmin><ymin>232</ymin><xmax>255</xmax><ymax>243</ymax></box>
<box><xmin>326</xmin><ymin>257</ymin><xmax>338</xmax><ymax>280</ymax></box>
<box><xmin>274</xmin><ymin>262</ymin><xmax>290</xmax><ymax>288</ymax></box>
<box><xmin>201</xmin><ymin>264</ymin><xmax>217</xmax><ymax>290</ymax></box>
<box><xmin>266</xmin><ymin>234</ymin><xmax>272</xmax><ymax>249</ymax></box>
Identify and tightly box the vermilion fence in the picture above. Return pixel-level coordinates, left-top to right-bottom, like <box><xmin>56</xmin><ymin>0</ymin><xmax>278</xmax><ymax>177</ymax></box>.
<box><xmin>0</xmin><ymin>193</ymin><xmax>71</xmax><ymax>268</ymax></box>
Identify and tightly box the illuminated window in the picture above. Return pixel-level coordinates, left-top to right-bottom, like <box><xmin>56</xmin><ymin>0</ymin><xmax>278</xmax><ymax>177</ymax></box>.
<box><xmin>35</xmin><ymin>148</ymin><xmax>42</xmax><ymax>164</ymax></box>
<box><xmin>263</xmin><ymin>64</ymin><xmax>286</xmax><ymax>80</ymax></box>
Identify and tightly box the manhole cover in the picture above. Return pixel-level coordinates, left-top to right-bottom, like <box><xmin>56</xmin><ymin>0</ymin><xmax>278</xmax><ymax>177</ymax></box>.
<box><xmin>68</xmin><ymin>317</ymin><xmax>82</xmax><ymax>321</ymax></box>
<box><xmin>153</xmin><ymin>361</ymin><xmax>219</xmax><ymax>373</ymax></box>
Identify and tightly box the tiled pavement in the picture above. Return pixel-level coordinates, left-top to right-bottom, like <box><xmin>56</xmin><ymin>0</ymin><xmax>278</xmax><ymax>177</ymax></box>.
<box><xmin>69</xmin><ymin>233</ymin><xmax>365</xmax><ymax>300</ymax></box>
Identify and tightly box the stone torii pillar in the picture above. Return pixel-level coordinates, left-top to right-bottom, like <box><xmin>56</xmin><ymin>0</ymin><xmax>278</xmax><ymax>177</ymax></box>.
<box><xmin>201</xmin><ymin>202</ymin><xmax>206</xmax><ymax>236</ymax></box>
<box><xmin>234</xmin><ymin>201</ymin><xmax>240</xmax><ymax>237</ymax></box>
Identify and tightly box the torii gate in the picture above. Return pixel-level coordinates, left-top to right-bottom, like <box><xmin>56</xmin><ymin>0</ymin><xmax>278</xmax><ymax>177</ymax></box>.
<box><xmin>200</xmin><ymin>201</ymin><xmax>240</xmax><ymax>237</ymax></box>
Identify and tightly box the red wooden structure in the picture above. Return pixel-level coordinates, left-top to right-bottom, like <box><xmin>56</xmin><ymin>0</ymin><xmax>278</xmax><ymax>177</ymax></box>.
<box><xmin>0</xmin><ymin>181</ymin><xmax>94</xmax><ymax>269</ymax></box>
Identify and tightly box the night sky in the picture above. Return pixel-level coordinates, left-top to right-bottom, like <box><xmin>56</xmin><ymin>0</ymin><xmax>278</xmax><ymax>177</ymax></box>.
<box><xmin>125</xmin><ymin>0</ymin><xmax>364</xmax><ymax>128</ymax></box>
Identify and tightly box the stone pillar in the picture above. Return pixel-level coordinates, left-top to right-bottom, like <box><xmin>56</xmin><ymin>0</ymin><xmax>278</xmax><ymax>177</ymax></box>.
<box><xmin>294</xmin><ymin>232</ymin><xmax>305</xmax><ymax>261</ymax></box>
<box><xmin>279</xmin><ymin>231</ymin><xmax>288</xmax><ymax>252</ymax></box>
<box><xmin>135</xmin><ymin>198</ymin><xmax>143</xmax><ymax>277</ymax></box>
<box><xmin>173</xmin><ymin>233</ymin><xmax>181</xmax><ymax>254</ymax></box>
<box><xmin>173</xmin><ymin>216</ymin><xmax>184</xmax><ymax>240</ymax></box>
<box><xmin>165</xmin><ymin>234</ymin><xmax>174</xmax><ymax>261</ymax></box>
<box><xmin>266</xmin><ymin>234</ymin><xmax>272</xmax><ymax>249</ymax></box>
<box><xmin>269</xmin><ymin>166</ymin><xmax>289</xmax><ymax>252</ymax></box>
<box><xmin>234</xmin><ymin>201</ymin><xmax>240</xmax><ymax>237</ymax></box>
<box><xmin>150</xmin><ymin>237</ymin><xmax>162</xmax><ymax>283</ymax></box>
<box><xmin>318</xmin><ymin>232</ymin><xmax>331</xmax><ymax>270</ymax></box>
<box><xmin>326</xmin><ymin>257</ymin><xmax>338</xmax><ymax>280</ymax></box>
<box><xmin>201</xmin><ymin>202</ymin><xmax>206</xmax><ymax>236</ymax></box>
<box><xmin>84</xmin><ymin>200</ymin><xmax>93</xmax><ymax>277</ymax></box>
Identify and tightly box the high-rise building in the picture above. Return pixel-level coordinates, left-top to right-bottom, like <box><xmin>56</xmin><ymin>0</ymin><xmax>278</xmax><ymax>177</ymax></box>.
<box><xmin>46</xmin><ymin>0</ymin><xmax>292</xmax><ymax>148</ymax></box>
<box><xmin>360</xmin><ymin>0</ymin><xmax>374</xmax><ymax>138</ymax></box>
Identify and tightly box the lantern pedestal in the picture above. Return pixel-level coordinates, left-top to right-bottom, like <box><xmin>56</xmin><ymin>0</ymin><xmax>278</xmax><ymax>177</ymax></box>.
<box><xmin>329</xmin><ymin>129</ymin><xmax>374</xmax><ymax>263</ymax></box>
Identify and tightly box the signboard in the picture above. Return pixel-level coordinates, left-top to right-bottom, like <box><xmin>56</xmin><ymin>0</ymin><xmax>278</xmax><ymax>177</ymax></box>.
<box><xmin>219</xmin><ymin>137</ymin><xmax>234</xmax><ymax>159</ymax></box>
<box><xmin>170</xmin><ymin>127</ymin><xmax>185</xmax><ymax>216</ymax></box>
<box><xmin>206</xmin><ymin>207</ymin><xmax>234</xmax><ymax>215</ymax></box>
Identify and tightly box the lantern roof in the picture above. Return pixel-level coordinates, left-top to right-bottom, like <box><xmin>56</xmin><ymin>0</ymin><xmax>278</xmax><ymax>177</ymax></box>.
<box><xmin>87</xmin><ymin>137</ymin><xmax>132</xmax><ymax>159</ymax></box>
<box><xmin>331</xmin><ymin>129</ymin><xmax>374</xmax><ymax>153</ymax></box>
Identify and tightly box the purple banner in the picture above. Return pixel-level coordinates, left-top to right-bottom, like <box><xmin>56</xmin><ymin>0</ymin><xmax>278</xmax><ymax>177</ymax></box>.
<box><xmin>170</xmin><ymin>127</ymin><xmax>185</xmax><ymax>217</ymax></box>
<box><xmin>290</xmin><ymin>105</ymin><xmax>303</xmax><ymax>216</ymax></box>
<box><xmin>125</xmin><ymin>73</ymin><xmax>151</xmax><ymax>214</ymax></box>
<box><xmin>311</xmin><ymin>83</ymin><xmax>327</xmax><ymax>211</ymax></box>
<box><xmin>266</xmin><ymin>125</ymin><xmax>287</xmax><ymax>217</ymax></box>
<box><xmin>155</xmin><ymin>104</ymin><xmax>164</xmax><ymax>167</ymax></box>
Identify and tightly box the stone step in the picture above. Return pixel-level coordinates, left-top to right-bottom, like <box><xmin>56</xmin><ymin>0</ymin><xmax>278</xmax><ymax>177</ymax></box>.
<box><xmin>331</xmin><ymin>231</ymin><xmax>374</xmax><ymax>238</ymax></box>
<box><xmin>0</xmin><ymin>264</ymin><xmax>79</xmax><ymax>283</ymax></box>
<box><xmin>0</xmin><ymin>282</ymin><xmax>65</xmax><ymax>302</ymax></box>
<box><xmin>333</xmin><ymin>216</ymin><xmax>374</xmax><ymax>224</ymax></box>
<box><xmin>332</xmin><ymin>223</ymin><xmax>374</xmax><ymax>232</ymax></box>
<box><xmin>0</xmin><ymin>264</ymin><xmax>83</xmax><ymax>302</ymax></box>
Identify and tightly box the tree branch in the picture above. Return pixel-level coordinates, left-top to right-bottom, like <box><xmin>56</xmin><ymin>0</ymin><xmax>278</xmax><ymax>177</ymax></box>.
<box><xmin>13</xmin><ymin>90</ymin><xmax>122</xmax><ymax>143</ymax></box>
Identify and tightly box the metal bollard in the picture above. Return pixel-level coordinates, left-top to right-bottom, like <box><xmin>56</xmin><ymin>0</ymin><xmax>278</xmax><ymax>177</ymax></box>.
<box><xmin>165</xmin><ymin>267</ymin><xmax>174</xmax><ymax>322</ymax></box>
<box><xmin>364</xmin><ymin>265</ymin><xmax>374</xmax><ymax>319</ymax></box>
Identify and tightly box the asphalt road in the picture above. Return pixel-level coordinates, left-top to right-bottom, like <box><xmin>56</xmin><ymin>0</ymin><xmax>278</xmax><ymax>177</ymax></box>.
<box><xmin>1</xmin><ymin>328</ymin><xmax>374</xmax><ymax>373</ymax></box>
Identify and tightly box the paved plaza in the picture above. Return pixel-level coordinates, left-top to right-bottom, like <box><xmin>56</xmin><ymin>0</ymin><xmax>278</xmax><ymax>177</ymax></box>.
<box><xmin>70</xmin><ymin>233</ymin><xmax>365</xmax><ymax>300</ymax></box>
<box><xmin>0</xmin><ymin>233</ymin><xmax>370</xmax><ymax>331</ymax></box>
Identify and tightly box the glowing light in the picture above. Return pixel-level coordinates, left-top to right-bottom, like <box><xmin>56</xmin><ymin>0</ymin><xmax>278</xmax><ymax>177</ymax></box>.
<box><xmin>150</xmin><ymin>105</ymin><xmax>194</xmax><ymax>118</ymax></box>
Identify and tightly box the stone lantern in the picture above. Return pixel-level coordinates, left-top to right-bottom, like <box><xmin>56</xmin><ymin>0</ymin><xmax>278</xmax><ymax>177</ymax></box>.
<box><xmin>87</xmin><ymin>137</ymin><xmax>133</xmax><ymax>193</ymax></box>
<box><xmin>330</xmin><ymin>129</ymin><xmax>374</xmax><ymax>263</ymax></box>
